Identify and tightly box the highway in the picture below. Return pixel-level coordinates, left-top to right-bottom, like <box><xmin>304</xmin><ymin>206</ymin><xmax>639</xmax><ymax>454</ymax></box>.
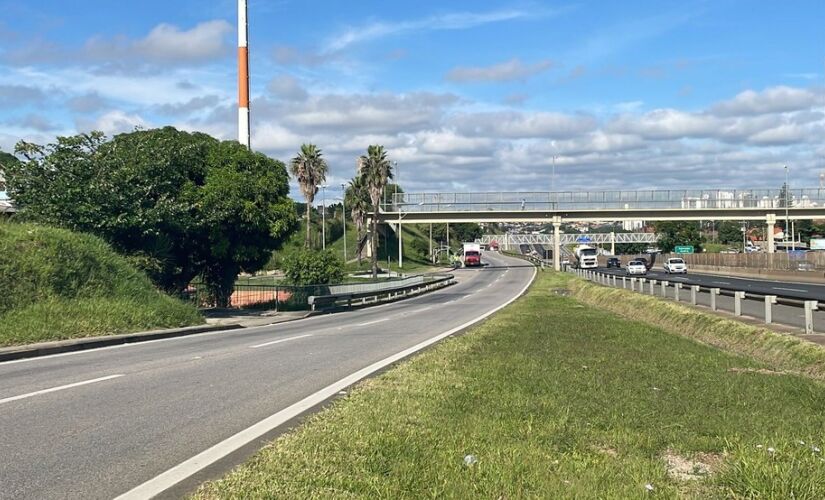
<box><xmin>0</xmin><ymin>252</ymin><xmax>534</xmax><ymax>500</ymax></box>
<box><xmin>598</xmin><ymin>267</ymin><xmax>825</xmax><ymax>301</ymax></box>
<box><xmin>597</xmin><ymin>266</ymin><xmax>825</xmax><ymax>334</ymax></box>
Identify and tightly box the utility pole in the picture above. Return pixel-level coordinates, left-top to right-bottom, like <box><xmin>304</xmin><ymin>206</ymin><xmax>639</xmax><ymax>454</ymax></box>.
<box><xmin>341</xmin><ymin>183</ymin><xmax>347</xmax><ymax>262</ymax></box>
<box><xmin>237</xmin><ymin>0</ymin><xmax>251</xmax><ymax>148</ymax></box>
<box><xmin>321</xmin><ymin>185</ymin><xmax>326</xmax><ymax>250</ymax></box>
<box><xmin>784</xmin><ymin>165</ymin><xmax>790</xmax><ymax>253</ymax></box>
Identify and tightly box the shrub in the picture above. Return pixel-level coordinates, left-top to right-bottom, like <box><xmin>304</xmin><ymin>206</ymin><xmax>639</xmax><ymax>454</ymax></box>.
<box><xmin>281</xmin><ymin>249</ymin><xmax>345</xmax><ymax>285</ymax></box>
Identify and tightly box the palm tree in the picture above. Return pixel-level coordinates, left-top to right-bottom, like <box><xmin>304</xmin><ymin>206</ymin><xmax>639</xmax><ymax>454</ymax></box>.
<box><xmin>346</xmin><ymin>176</ymin><xmax>370</xmax><ymax>264</ymax></box>
<box><xmin>357</xmin><ymin>145</ymin><xmax>393</xmax><ymax>278</ymax></box>
<box><xmin>290</xmin><ymin>144</ymin><xmax>328</xmax><ymax>248</ymax></box>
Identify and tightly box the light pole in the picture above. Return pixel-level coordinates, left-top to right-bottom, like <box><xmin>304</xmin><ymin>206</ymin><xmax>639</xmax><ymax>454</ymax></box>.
<box><xmin>321</xmin><ymin>185</ymin><xmax>326</xmax><ymax>250</ymax></box>
<box><xmin>341</xmin><ymin>183</ymin><xmax>347</xmax><ymax>262</ymax></box>
<box><xmin>784</xmin><ymin>165</ymin><xmax>789</xmax><ymax>253</ymax></box>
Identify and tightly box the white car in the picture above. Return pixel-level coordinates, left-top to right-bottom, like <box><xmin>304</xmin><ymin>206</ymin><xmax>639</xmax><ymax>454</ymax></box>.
<box><xmin>626</xmin><ymin>260</ymin><xmax>647</xmax><ymax>275</ymax></box>
<box><xmin>663</xmin><ymin>258</ymin><xmax>688</xmax><ymax>274</ymax></box>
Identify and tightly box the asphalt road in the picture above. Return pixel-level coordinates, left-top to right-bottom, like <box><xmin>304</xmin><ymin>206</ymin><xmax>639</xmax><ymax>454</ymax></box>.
<box><xmin>596</xmin><ymin>266</ymin><xmax>825</xmax><ymax>333</ymax></box>
<box><xmin>598</xmin><ymin>266</ymin><xmax>825</xmax><ymax>301</ymax></box>
<box><xmin>0</xmin><ymin>252</ymin><xmax>534</xmax><ymax>500</ymax></box>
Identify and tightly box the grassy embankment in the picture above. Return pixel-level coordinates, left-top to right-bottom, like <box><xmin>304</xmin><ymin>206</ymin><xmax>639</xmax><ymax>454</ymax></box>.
<box><xmin>0</xmin><ymin>223</ymin><xmax>202</xmax><ymax>347</ymax></box>
<box><xmin>195</xmin><ymin>271</ymin><xmax>825</xmax><ymax>499</ymax></box>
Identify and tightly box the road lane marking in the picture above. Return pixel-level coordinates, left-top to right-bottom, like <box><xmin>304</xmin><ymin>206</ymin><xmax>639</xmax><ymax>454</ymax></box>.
<box><xmin>773</xmin><ymin>287</ymin><xmax>807</xmax><ymax>293</ymax></box>
<box><xmin>355</xmin><ymin>318</ymin><xmax>390</xmax><ymax>327</ymax></box>
<box><xmin>115</xmin><ymin>260</ymin><xmax>536</xmax><ymax>500</ymax></box>
<box><xmin>0</xmin><ymin>374</ymin><xmax>124</xmax><ymax>406</ymax></box>
<box><xmin>249</xmin><ymin>334</ymin><xmax>312</xmax><ymax>349</ymax></box>
<box><xmin>712</xmin><ymin>281</ymin><xmax>731</xmax><ymax>285</ymax></box>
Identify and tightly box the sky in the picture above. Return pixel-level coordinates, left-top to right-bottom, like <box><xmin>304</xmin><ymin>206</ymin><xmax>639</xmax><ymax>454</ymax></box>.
<box><xmin>0</xmin><ymin>0</ymin><xmax>823</xmax><ymax>200</ymax></box>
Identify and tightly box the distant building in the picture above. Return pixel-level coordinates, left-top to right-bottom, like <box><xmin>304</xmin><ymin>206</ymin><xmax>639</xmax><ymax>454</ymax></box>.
<box><xmin>623</xmin><ymin>220</ymin><xmax>644</xmax><ymax>231</ymax></box>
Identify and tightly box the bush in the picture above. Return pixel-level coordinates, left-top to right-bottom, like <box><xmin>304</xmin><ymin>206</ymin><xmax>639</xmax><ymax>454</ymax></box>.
<box><xmin>0</xmin><ymin>223</ymin><xmax>202</xmax><ymax>346</ymax></box>
<box><xmin>281</xmin><ymin>249</ymin><xmax>345</xmax><ymax>285</ymax></box>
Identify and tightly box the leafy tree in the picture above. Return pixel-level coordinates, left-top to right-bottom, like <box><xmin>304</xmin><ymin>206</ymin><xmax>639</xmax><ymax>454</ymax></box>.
<box><xmin>281</xmin><ymin>249</ymin><xmax>344</xmax><ymax>285</ymax></box>
<box><xmin>7</xmin><ymin>127</ymin><xmax>297</xmax><ymax>306</ymax></box>
<box><xmin>357</xmin><ymin>145</ymin><xmax>393</xmax><ymax>278</ymax></box>
<box><xmin>432</xmin><ymin>223</ymin><xmax>482</xmax><ymax>246</ymax></box>
<box><xmin>0</xmin><ymin>148</ymin><xmax>19</xmax><ymax>193</ymax></box>
<box><xmin>718</xmin><ymin>221</ymin><xmax>744</xmax><ymax>244</ymax></box>
<box><xmin>654</xmin><ymin>221</ymin><xmax>704</xmax><ymax>253</ymax></box>
<box><xmin>290</xmin><ymin>144</ymin><xmax>328</xmax><ymax>248</ymax></box>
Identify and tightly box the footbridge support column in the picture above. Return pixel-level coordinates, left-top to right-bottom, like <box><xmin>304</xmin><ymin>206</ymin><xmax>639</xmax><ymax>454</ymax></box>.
<box><xmin>553</xmin><ymin>216</ymin><xmax>562</xmax><ymax>271</ymax></box>
<box><xmin>766</xmin><ymin>213</ymin><xmax>776</xmax><ymax>254</ymax></box>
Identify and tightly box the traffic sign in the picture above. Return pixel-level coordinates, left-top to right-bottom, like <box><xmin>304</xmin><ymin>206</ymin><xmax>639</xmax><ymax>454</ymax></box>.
<box><xmin>674</xmin><ymin>245</ymin><xmax>694</xmax><ymax>254</ymax></box>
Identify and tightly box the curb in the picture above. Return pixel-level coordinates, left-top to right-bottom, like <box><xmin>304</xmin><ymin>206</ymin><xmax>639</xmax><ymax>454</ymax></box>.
<box><xmin>0</xmin><ymin>323</ymin><xmax>245</xmax><ymax>363</ymax></box>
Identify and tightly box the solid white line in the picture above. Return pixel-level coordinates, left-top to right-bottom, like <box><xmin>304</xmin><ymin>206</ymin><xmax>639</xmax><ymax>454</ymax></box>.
<box><xmin>712</xmin><ymin>281</ymin><xmax>731</xmax><ymax>285</ymax></box>
<box><xmin>115</xmin><ymin>261</ymin><xmax>536</xmax><ymax>500</ymax></box>
<box><xmin>0</xmin><ymin>374</ymin><xmax>124</xmax><ymax>405</ymax></box>
<box><xmin>773</xmin><ymin>287</ymin><xmax>807</xmax><ymax>293</ymax></box>
<box><xmin>249</xmin><ymin>334</ymin><xmax>312</xmax><ymax>349</ymax></box>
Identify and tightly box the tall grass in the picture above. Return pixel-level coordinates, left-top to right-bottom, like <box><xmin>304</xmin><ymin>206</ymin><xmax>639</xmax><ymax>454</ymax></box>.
<box><xmin>0</xmin><ymin>223</ymin><xmax>202</xmax><ymax>346</ymax></box>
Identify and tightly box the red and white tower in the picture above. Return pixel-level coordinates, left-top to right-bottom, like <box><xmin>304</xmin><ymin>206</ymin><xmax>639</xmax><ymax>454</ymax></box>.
<box><xmin>238</xmin><ymin>0</ymin><xmax>251</xmax><ymax>148</ymax></box>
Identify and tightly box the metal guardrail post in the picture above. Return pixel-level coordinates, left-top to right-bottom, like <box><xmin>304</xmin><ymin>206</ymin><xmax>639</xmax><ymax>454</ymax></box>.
<box><xmin>710</xmin><ymin>288</ymin><xmax>720</xmax><ymax>311</ymax></box>
<box><xmin>649</xmin><ymin>279</ymin><xmax>657</xmax><ymax>295</ymax></box>
<box><xmin>630</xmin><ymin>277</ymin><xmax>636</xmax><ymax>291</ymax></box>
<box><xmin>638</xmin><ymin>278</ymin><xmax>646</xmax><ymax>292</ymax></box>
<box><xmin>661</xmin><ymin>281</ymin><xmax>668</xmax><ymax>298</ymax></box>
<box><xmin>764</xmin><ymin>295</ymin><xmax>777</xmax><ymax>324</ymax></box>
<box><xmin>734</xmin><ymin>291</ymin><xmax>745</xmax><ymax>316</ymax></box>
<box><xmin>622</xmin><ymin>276</ymin><xmax>627</xmax><ymax>289</ymax></box>
<box><xmin>805</xmin><ymin>301</ymin><xmax>818</xmax><ymax>334</ymax></box>
<box><xmin>691</xmin><ymin>285</ymin><xmax>699</xmax><ymax>305</ymax></box>
<box><xmin>675</xmin><ymin>283</ymin><xmax>682</xmax><ymax>302</ymax></box>
<box><xmin>612</xmin><ymin>275</ymin><xmax>617</xmax><ymax>287</ymax></box>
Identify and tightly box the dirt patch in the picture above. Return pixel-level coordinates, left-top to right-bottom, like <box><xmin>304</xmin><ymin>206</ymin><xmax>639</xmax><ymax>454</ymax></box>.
<box><xmin>592</xmin><ymin>445</ymin><xmax>618</xmax><ymax>458</ymax></box>
<box><xmin>727</xmin><ymin>367</ymin><xmax>789</xmax><ymax>376</ymax></box>
<box><xmin>663</xmin><ymin>450</ymin><xmax>723</xmax><ymax>481</ymax></box>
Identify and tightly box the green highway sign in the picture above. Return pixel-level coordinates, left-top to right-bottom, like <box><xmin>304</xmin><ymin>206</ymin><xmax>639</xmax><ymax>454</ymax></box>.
<box><xmin>674</xmin><ymin>245</ymin><xmax>695</xmax><ymax>254</ymax></box>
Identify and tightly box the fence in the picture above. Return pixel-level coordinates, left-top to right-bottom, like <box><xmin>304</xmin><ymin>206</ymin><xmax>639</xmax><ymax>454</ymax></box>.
<box><xmin>665</xmin><ymin>252</ymin><xmax>825</xmax><ymax>272</ymax></box>
<box><xmin>184</xmin><ymin>275</ymin><xmax>445</xmax><ymax>311</ymax></box>
<box><xmin>571</xmin><ymin>268</ymin><xmax>820</xmax><ymax>334</ymax></box>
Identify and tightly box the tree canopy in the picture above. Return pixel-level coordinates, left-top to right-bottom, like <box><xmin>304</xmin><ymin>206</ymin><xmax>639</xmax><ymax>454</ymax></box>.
<box><xmin>290</xmin><ymin>144</ymin><xmax>328</xmax><ymax>248</ymax></box>
<box><xmin>7</xmin><ymin>127</ymin><xmax>297</xmax><ymax>306</ymax></box>
<box><xmin>654</xmin><ymin>221</ymin><xmax>704</xmax><ymax>253</ymax></box>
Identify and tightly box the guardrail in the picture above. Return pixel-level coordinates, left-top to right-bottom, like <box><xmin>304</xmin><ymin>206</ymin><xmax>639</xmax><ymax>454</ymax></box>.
<box><xmin>308</xmin><ymin>274</ymin><xmax>455</xmax><ymax>312</ymax></box>
<box><xmin>570</xmin><ymin>267</ymin><xmax>820</xmax><ymax>334</ymax></box>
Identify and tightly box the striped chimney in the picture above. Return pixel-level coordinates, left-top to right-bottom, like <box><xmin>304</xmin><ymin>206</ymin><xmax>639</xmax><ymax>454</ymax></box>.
<box><xmin>238</xmin><ymin>0</ymin><xmax>251</xmax><ymax>149</ymax></box>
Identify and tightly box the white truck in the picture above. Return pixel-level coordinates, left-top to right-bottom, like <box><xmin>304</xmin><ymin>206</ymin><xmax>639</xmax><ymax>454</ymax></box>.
<box><xmin>462</xmin><ymin>242</ymin><xmax>482</xmax><ymax>267</ymax></box>
<box><xmin>574</xmin><ymin>244</ymin><xmax>599</xmax><ymax>269</ymax></box>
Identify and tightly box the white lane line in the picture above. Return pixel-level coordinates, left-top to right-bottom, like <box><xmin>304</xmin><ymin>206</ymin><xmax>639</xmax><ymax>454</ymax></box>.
<box><xmin>249</xmin><ymin>334</ymin><xmax>312</xmax><ymax>349</ymax></box>
<box><xmin>0</xmin><ymin>374</ymin><xmax>124</xmax><ymax>406</ymax></box>
<box><xmin>773</xmin><ymin>287</ymin><xmax>807</xmax><ymax>293</ymax></box>
<box><xmin>355</xmin><ymin>318</ymin><xmax>390</xmax><ymax>327</ymax></box>
<box><xmin>116</xmin><ymin>264</ymin><xmax>537</xmax><ymax>500</ymax></box>
<box><xmin>712</xmin><ymin>281</ymin><xmax>731</xmax><ymax>285</ymax></box>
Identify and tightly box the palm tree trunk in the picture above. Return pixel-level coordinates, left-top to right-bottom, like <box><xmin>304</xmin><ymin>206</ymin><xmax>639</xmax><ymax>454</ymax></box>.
<box><xmin>371</xmin><ymin>209</ymin><xmax>378</xmax><ymax>278</ymax></box>
<box><xmin>305</xmin><ymin>202</ymin><xmax>311</xmax><ymax>248</ymax></box>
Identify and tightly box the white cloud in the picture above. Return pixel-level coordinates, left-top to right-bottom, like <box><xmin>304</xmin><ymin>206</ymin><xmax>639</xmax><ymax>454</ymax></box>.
<box><xmin>323</xmin><ymin>9</ymin><xmax>530</xmax><ymax>53</ymax></box>
<box><xmin>711</xmin><ymin>86</ymin><xmax>823</xmax><ymax>116</ymax></box>
<box><xmin>450</xmin><ymin>111</ymin><xmax>597</xmax><ymax>139</ymax></box>
<box><xmin>446</xmin><ymin>58</ymin><xmax>554</xmax><ymax>83</ymax></box>
<box><xmin>267</xmin><ymin>75</ymin><xmax>308</xmax><ymax>102</ymax></box>
<box><xmin>77</xmin><ymin>110</ymin><xmax>149</xmax><ymax>136</ymax></box>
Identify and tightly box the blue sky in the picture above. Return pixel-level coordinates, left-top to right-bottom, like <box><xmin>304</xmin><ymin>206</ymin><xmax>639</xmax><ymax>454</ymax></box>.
<box><xmin>0</xmin><ymin>0</ymin><xmax>823</xmax><ymax>196</ymax></box>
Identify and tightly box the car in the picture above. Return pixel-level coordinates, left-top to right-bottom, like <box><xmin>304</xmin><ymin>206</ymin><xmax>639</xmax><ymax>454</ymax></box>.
<box><xmin>561</xmin><ymin>258</ymin><xmax>571</xmax><ymax>265</ymax></box>
<box><xmin>626</xmin><ymin>260</ymin><xmax>647</xmax><ymax>275</ymax></box>
<box><xmin>606</xmin><ymin>257</ymin><xmax>621</xmax><ymax>268</ymax></box>
<box><xmin>663</xmin><ymin>257</ymin><xmax>688</xmax><ymax>274</ymax></box>
<box><xmin>720</xmin><ymin>248</ymin><xmax>740</xmax><ymax>254</ymax></box>
<box><xmin>635</xmin><ymin>257</ymin><xmax>650</xmax><ymax>269</ymax></box>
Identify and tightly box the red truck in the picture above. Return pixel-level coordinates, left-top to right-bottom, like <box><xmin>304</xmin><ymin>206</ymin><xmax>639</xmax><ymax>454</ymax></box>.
<box><xmin>463</xmin><ymin>242</ymin><xmax>482</xmax><ymax>267</ymax></box>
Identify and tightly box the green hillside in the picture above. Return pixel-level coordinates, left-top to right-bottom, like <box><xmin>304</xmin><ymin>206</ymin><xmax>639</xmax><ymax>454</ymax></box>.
<box><xmin>0</xmin><ymin>223</ymin><xmax>202</xmax><ymax>346</ymax></box>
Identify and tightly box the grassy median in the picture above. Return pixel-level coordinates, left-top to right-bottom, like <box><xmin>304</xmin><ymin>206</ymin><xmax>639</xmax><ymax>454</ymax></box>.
<box><xmin>195</xmin><ymin>271</ymin><xmax>825</xmax><ymax>499</ymax></box>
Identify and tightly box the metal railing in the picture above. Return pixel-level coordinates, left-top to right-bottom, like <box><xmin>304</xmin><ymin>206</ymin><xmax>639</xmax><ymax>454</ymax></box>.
<box><xmin>308</xmin><ymin>274</ymin><xmax>455</xmax><ymax>311</ymax></box>
<box><xmin>388</xmin><ymin>188</ymin><xmax>825</xmax><ymax>212</ymax></box>
<box><xmin>573</xmin><ymin>268</ymin><xmax>820</xmax><ymax>334</ymax></box>
<box><xmin>479</xmin><ymin>233</ymin><xmax>659</xmax><ymax>245</ymax></box>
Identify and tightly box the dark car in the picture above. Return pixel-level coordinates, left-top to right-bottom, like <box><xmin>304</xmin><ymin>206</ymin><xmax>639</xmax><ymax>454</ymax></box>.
<box><xmin>635</xmin><ymin>257</ymin><xmax>649</xmax><ymax>269</ymax></box>
<box><xmin>606</xmin><ymin>257</ymin><xmax>621</xmax><ymax>268</ymax></box>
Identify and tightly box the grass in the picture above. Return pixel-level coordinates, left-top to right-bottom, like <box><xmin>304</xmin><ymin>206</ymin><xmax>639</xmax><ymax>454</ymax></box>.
<box><xmin>194</xmin><ymin>271</ymin><xmax>825</xmax><ymax>499</ymax></box>
<box><xmin>0</xmin><ymin>223</ymin><xmax>202</xmax><ymax>347</ymax></box>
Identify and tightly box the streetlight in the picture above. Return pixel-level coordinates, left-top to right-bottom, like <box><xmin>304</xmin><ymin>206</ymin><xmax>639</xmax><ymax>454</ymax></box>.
<box><xmin>341</xmin><ymin>183</ymin><xmax>347</xmax><ymax>262</ymax></box>
<box><xmin>784</xmin><ymin>165</ymin><xmax>789</xmax><ymax>254</ymax></box>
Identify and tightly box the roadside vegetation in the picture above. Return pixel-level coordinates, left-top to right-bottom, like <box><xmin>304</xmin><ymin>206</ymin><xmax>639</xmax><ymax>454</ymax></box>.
<box><xmin>195</xmin><ymin>270</ymin><xmax>825</xmax><ymax>498</ymax></box>
<box><xmin>0</xmin><ymin>223</ymin><xmax>202</xmax><ymax>347</ymax></box>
